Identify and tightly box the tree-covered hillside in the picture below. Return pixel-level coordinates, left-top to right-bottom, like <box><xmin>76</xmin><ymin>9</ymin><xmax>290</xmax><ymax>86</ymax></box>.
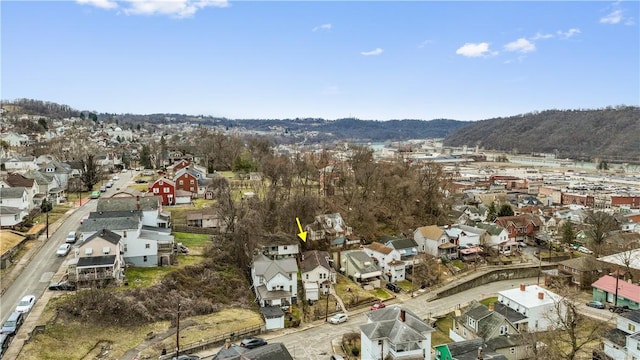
<box><xmin>444</xmin><ymin>107</ymin><xmax>640</xmax><ymax>163</ymax></box>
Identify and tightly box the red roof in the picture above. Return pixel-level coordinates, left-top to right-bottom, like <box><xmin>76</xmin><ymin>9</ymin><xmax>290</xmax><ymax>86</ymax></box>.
<box><xmin>591</xmin><ymin>275</ymin><xmax>640</xmax><ymax>302</ymax></box>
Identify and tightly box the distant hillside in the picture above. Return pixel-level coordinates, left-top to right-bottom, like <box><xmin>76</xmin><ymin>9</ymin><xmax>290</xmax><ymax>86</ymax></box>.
<box><xmin>444</xmin><ymin>107</ymin><xmax>640</xmax><ymax>164</ymax></box>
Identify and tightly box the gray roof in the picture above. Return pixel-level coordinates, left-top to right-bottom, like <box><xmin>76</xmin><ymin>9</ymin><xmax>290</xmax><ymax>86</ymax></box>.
<box><xmin>96</xmin><ymin>196</ymin><xmax>160</xmax><ymax>212</ymax></box>
<box><xmin>260</xmin><ymin>306</ymin><xmax>285</xmax><ymax>319</ymax></box>
<box><xmin>439</xmin><ymin>339</ymin><xmax>508</xmax><ymax>360</ymax></box>
<box><xmin>0</xmin><ymin>206</ymin><xmax>21</xmax><ymax>214</ymax></box>
<box><xmin>603</xmin><ymin>328</ymin><xmax>628</xmax><ymax>347</ymax></box>
<box><xmin>77</xmin><ymin>255</ymin><xmax>116</xmax><ymax>267</ymax></box>
<box><xmin>252</xmin><ymin>253</ymin><xmax>298</xmax><ymax>281</ymax></box>
<box><xmin>80</xmin><ymin>216</ymin><xmax>141</xmax><ymax>232</ymax></box>
<box><xmin>141</xmin><ymin>225</ymin><xmax>172</xmax><ymax>234</ymax></box>
<box><xmin>300</xmin><ymin>250</ymin><xmax>331</xmax><ymax>273</ymax></box>
<box><xmin>360</xmin><ymin>306</ymin><xmax>433</xmax><ymax>344</ymax></box>
<box><xmin>84</xmin><ymin>229</ymin><xmax>122</xmax><ymax>245</ymax></box>
<box><xmin>493</xmin><ymin>302</ymin><xmax>527</xmax><ymax>323</ymax></box>
<box><xmin>139</xmin><ymin>229</ymin><xmax>174</xmax><ymax>242</ymax></box>
<box><xmin>485</xmin><ymin>334</ymin><xmax>522</xmax><ymax>350</ymax></box>
<box><xmin>474</xmin><ymin>223</ymin><xmax>506</xmax><ymax>236</ymax></box>
<box><xmin>212</xmin><ymin>344</ymin><xmax>247</xmax><ymax>360</ymax></box>
<box><xmin>384</xmin><ymin>237</ymin><xmax>418</xmax><ymax>250</ymax></box>
<box><xmin>344</xmin><ymin>250</ymin><xmax>380</xmax><ymax>275</ymax></box>
<box><xmin>255</xmin><ymin>285</ymin><xmax>292</xmax><ymax>301</ymax></box>
<box><xmin>0</xmin><ymin>187</ymin><xmax>27</xmax><ymax>199</ymax></box>
<box><xmin>620</xmin><ymin>309</ymin><xmax>640</xmax><ymax>323</ymax></box>
<box><xmin>23</xmin><ymin>170</ymin><xmax>54</xmax><ymax>184</ymax></box>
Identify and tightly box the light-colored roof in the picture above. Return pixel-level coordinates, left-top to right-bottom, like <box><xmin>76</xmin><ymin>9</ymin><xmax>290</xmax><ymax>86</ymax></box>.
<box><xmin>417</xmin><ymin>225</ymin><xmax>444</xmax><ymax>240</ymax></box>
<box><xmin>598</xmin><ymin>249</ymin><xmax>640</xmax><ymax>270</ymax></box>
<box><xmin>253</xmin><ymin>253</ymin><xmax>298</xmax><ymax>281</ymax></box>
<box><xmin>498</xmin><ymin>285</ymin><xmax>562</xmax><ymax>309</ymax></box>
<box><xmin>366</xmin><ymin>242</ymin><xmax>393</xmax><ymax>255</ymax></box>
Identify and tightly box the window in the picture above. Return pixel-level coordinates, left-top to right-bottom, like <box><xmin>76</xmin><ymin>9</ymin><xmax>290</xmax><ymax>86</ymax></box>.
<box><xmin>145</xmin><ymin>244</ymin><xmax>150</xmax><ymax>249</ymax></box>
<box><xmin>124</xmin><ymin>244</ymin><xmax>128</xmax><ymax>252</ymax></box>
<box><xmin>179</xmin><ymin>180</ymin><xmax>183</xmax><ymax>185</ymax></box>
<box><xmin>123</xmin><ymin>231</ymin><xmax>127</xmax><ymax>238</ymax></box>
<box><xmin>500</xmin><ymin>325</ymin><xmax>508</xmax><ymax>335</ymax></box>
<box><xmin>283</xmin><ymin>246</ymin><xmax>288</xmax><ymax>250</ymax></box>
<box><xmin>510</xmin><ymin>348</ymin><xmax>515</xmax><ymax>354</ymax></box>
<box><xmin>190</xmin><ymin>179</ymin><xmax>194</xmax><ymax>184</ymax></box>
<box><xmin>143</xmin><ymin>256</ymin><xmax>147</xmax><ymax>262</ymax></box>
<box><xmin>153</xmin><ymin>188</ymin><xmax>159</xmax><ymax>194</ymax></box>
<box><xmin>629</xmin><ymin>323</ymin><xmax>636</xmax><ymax>332</ymax></box>
<box><xmin>164</xmin><ymin>187</ymin><xmax>169</xmax><ymax>193</ymax></box>
<box><xmin>305</xmin><ymin>274</ymin><xmax>309</xmax><ymax>280</ymax></box>
<box><xmin>103</xmin><ymin>247</ymin><xmax>110</xmax><ymax>254</ymax></box>
<box><xmin>85</xmin><ymin>248</ymin><xmax>93</xmax><ymax>255</ymax></box>
<box><xmin>468</xmin><ymin>318</ymin><xmax>476</xmax><ymax>328</ymax></box>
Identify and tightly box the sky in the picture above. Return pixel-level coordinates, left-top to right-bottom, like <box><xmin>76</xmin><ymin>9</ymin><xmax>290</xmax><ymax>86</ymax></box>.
<box><xmin>1</xmin><ymin>1</ymin><xmax>639</xmax><ymax>121</ymax></box>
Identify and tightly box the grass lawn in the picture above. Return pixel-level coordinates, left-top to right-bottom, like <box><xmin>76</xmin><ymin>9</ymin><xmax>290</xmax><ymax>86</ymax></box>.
<box><xmin>431</xmin><ymin>314</ymin><xmax>454</xmax><ymax>346</ymax></box>
<box><xmin>368</xmin><ymin>288</ymin><xmax>393</xmax><ymax>300</ymax></box>
<box><xmin>20</xmin><ymin>296</ymin><xmax>262</xmax><ymax>360</ymax></box>
<box><xmin>480</xmin><ymin>297</ymin><xmax>498</xmax><ymax>307</ymax></box>
<box><xmin>334</xmin><ymin>274</ymin><xmax>375</xmax><ymax>308</ymax></box>
<box><xmin>173</xmin><ymin>232</ymin><xmax>212</xmax><ymax>254</ymax></box>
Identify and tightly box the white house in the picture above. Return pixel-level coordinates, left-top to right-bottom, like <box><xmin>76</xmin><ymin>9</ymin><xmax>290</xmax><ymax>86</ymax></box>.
<box><xmin>413</xmin><ymin>225</ymin><xmax>457</xmax><ymax>259</ymax></box>
<box><xmin>0</xmin><ymin>187</ymin><xmax>29</xmax><ymax>224</ymax></box>
<box><xmin>0</xmin><ymin>133</ymin><xmax>30</xmax><ymax>147</ymax></box>
<box><xmin>71</xmin><ymin>229</ymin><xmax>125</xmax><ymax>288</ymax></box>
<box><xmin>251</xmin><ymin>253</ymin><xmax>298</xmax><ymax>308</ymax></box>
<box><xmin>79</xmin><ymin>210</ymin><xmax>173</xmax><ymax>267</ymax></box>
<box><xmin>263</xmin><ymin>243</ymin><xmax>299</xmax><ymax>260</ymax></box>
<box><xmin>497</xmin><ymin>284</ymin><xmax>566</xmax><ymax>332</ymax></box>
<box><xmin>0</xmin><ymin>206</ymin><xmax>23</xmax><ymax>227</ymax></box>
<box><xmin>601</xmin><ymin>310</ymin><xmax>640</xmax><ymax>360</ymax></box>
<box><xmin>363</xmin><ymin>242</ymin><xmax>405</xmax><ymax>283</ymax></box>
<box><xmin>96</xmin><ymin>195</ymin><xmax>169</xmax><ymax>228</ymax></box>
<box><xmin>360</xmin><ymin>306</ymin><xmax>434</xmax><ymax>360</ymax></box>
<box><xmin>300</xmin><ymin>250</ymin><xmax>336</xmax><ymax>302</ymax></box>
<box><xmin>473</xmin><ymin>223</ymin><xmax>510</xmax><ymax>248</ymax></box>
<box><xmin>3</xmin><ymin>156</ymin><xmax>38</xmax><ymax>171</ymax></box>
<box><xmin>444</xmin><ymin>226</ymin><xmax>482</xmax><ymax>248</ymax></box>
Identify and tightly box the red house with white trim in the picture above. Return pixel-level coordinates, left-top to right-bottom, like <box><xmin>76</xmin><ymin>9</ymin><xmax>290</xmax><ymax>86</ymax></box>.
<box><xmin>149</xmin><ymin>178</ymin><xmax>176</xmax><ymax>205</ymax></box>
<box><xmin>172</xmin><ymin>159</ymin><xmax>191</xmax><ymax>174</ymax></box>
<box><xmin>173</xmin><ymin>168</ymin><xmax>198</xmax><ymax>196</ymax></box>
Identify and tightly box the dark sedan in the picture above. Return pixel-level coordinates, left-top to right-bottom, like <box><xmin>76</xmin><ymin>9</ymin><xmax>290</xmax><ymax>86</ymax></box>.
<box><xmin>48</xmin><ymin>280</ymin><xmax>76</xmax><ymax>291</ymax></box>
<box><xmin>240</xmin><ymin>337</ymin><xmax>267</xmax><ymax>349</ymax></box>
<box><xmin>586</xmin><ymin>301</ymin><xmax>605</xmax><ymax>309</ymax></box>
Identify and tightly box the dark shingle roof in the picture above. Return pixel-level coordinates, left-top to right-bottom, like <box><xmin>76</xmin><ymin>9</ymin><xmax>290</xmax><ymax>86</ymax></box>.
<box><xmin>0</xmin><ymin>187</ymin><xmax>26</xmax><ymax>199</ymax></box>
<box><xmin>81</xmin><ymin>215</ymin><xmax>141</xmax><ymax>232</ymax></box>
<box><xmin>620</xmin><ymin>309</ymin><xmax>640</xmax><ymax>323</ymax></box>
<box><xmin>96</xmin><ymin>196</ymin><xmax>160</xmax><ymax>212</ymax></box>
<box><xmin>77</xmin><ymin>255</ymin><xmax>116</xmax><ymax>267</ymax></box>
<box><xmin>84</xmin><ymin>229</ymin><xmax>122</xmax><ymax>245</ymax></box>
<box><xmin>493</xmin><ymin>302</ymin><xmax>527</xmax><ymax>323</ymax></box>
<box><xmin>300</xmin><ymin>250</ymin><xmax>331</xmax><ymax>272</ymax></box>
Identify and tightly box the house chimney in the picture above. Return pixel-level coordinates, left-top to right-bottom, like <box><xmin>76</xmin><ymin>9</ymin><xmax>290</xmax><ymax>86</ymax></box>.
<box><xmin>538</xmin><ymin>292</ymin><xmax>544</xmax><ymax>300</ymax></box>
<box><xmin>225</xmin><ymin>339</ymin><xmax>231</xmax><ymax>349</ymax></box>
<box><xmin>520</xmin><ymin>284</ymin><xmax>526</xmax><ymax>292</ymax></box>
<box><xmin>488</xmin><ymin>303</ymin><xmax>495</xmax><ymax>311</ymax></box>
<box><xmin>400</xmin><ymin>309</ymin><xmax>406</xmax><ymax>322</ymax></box>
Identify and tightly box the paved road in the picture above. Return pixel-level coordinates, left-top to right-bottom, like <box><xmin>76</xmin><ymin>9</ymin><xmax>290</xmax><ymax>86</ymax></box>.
<box><xmin>0</xmin><ymin>171</ymin><xmax>135</xmax><ymax>359</ymax></box>
<box><xmin>197</xmin><ymin>277</ymin><xmax>541</xmax><ymax>360</ymax></box>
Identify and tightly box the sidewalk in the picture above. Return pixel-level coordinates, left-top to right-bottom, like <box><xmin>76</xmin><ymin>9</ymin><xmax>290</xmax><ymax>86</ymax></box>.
<box><xmin>1</xmin><ymin>204</ymin><xmax>83</xmax><ymax>360</ymax></box>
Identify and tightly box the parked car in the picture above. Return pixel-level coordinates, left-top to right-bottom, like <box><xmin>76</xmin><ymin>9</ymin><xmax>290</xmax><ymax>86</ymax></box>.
<box><xmin>174</xmin><ymin>243</ymin><xmax>189</xmax><ymax>254</ymax></box>
<box><xmin>65</xmin><ymin>231</ymin><xmax>78</xmax><ymax>244</ymax></box>
<box><xmin>0</xmin><ymin>333</ymin><xmax>12</xmax><ymax>358</ymax></box>
<box><xmin>610</xmin><ymin>305</ymin><xmax>630</xmax><ymax>313</ymax></box>
<box><xmin>48</xmin><ymin>280</ymin><xmax>76</xmax><ymax>291</ymax></box>
<box><xmin>15</xmin><ymin>295</ymin><xmax>36</xmax><ymax>313</ymax></box>
<box><xmin>90</xmin><ymin>191</ymin><xmax>101</xmax><ymax>199</ymax></box>
<box><xmin>578</xmin><ymin>246</ymin><xmax>593</xmax><ymax>254</ymax></box>
<box><xmin>106</xmin><ymin>181</ymin><xmax>114</xmax><ymax>188</ymax></box>
<box><xmin>1</xmin><ymin>311</ymin><xmax>24</xmax><ymax>336</ymax></box>
<box><xmin>240</xmin><ymin>337</ymin><xmax>268</xmax><ymax>349</ymax></box>
<box><xmin>386</xmin><ymin>282</ymin><xmax>401</xmax><ymax>293</ymax></box>
<box><xmin>99</xmin><ymin>185</ymin><xmax>107</xmax><ymax>192</ymax></box>
<box><xmin>80</xmin><ymin>214</ymin><xmax>89</xmax><ymax>224</ymax></box>
<box><xmin>586</xmin><ymin>301</ymin><xmax>605</xmax><ymax>309</ymax></box>
<box><xmin>329</xmin><ymin>313</ymin><xmax>348</xmax><ymax>324</ymax></box>
<box><xmin>56</xmin><ymin>243</ymin><xmax>71</xmax><ymax>256</ymax></box>
<box><xmin>112</xmin><ymin>175</ymin><xmax>119</xmax><ymax>180</ymax></box>
<box><xmin>371</xmin><ymin>302</ymin><xmax>386</xmax><ymax>310</ymax></box>
<box><xmin>135</xmin><ymin>179</ymin><xmax>147</xmax><ymax>184</ymax></box>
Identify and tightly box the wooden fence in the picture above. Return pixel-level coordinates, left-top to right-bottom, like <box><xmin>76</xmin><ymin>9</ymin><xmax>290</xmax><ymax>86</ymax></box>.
<box><xmin>171</xmin><ymin>224</ymin><xmax>219</xmax><ymax>235</ymax></box>
<box><xmin>158</xmin><ymin>324</ymin><xmax>263</xmax><ymax>360</ymax></box>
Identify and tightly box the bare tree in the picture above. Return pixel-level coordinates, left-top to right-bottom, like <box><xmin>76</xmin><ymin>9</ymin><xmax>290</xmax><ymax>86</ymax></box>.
<box><xmin>582</xmin><ymin>210</ymin><xmax>618</xmax><ymax>257</ymax></box>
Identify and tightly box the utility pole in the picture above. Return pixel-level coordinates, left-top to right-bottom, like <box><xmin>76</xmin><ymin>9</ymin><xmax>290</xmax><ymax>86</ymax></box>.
<box><xmin>176</xmin><ymin>303</ymin><xmax>182</xmax><ymax>358</ymax></box>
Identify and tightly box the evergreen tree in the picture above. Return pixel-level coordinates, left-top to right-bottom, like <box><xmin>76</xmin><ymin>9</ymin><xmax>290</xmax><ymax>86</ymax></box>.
<box><xmin>487</xmin><ymin>202</ymin><xmax>498</xmax><ymax>221</ymax></box>
<box><xmin>80</xmin><ymin>154</ymin><xmax>100</xmax><ymax>190</ymax></box>
<box><xmin>498</xmin><ymin>204</ymin><xmax>514</xmax><ymax>217</ymax></box>
<box><xmin>561</xmin><ymin>221</ymin><xmax>575</xmax><ymax>244</ymax></box>
<box><xmin>140</xmin><ymin>145</ymin><xmax>152</xmax><ymax>169</ymax></box>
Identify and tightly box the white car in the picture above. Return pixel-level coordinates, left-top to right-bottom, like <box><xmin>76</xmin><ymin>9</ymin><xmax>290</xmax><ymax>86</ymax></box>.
<box><xmin>578</xmin><ymin>246</ymin><xmax>593</xmax><ymax>254</ymax></box>
<box><xmin>56</xmin><ymin>244</ymin><xmax>71</xmax><ymax>256</ymax></box>
<box><xmin>65</xmin><ymin>231</ymin><xmax>78</xmax><ymax>244</ymax></box>
<box><xmin>112</xmin><ymin>175</ymin><xmax>119</xmax><ymax>180</ymax></box>
<box><xmin>15</xmin><ymin>295</ymin><xmax>36</xmax><ymax>313</ymax></box>
<box><xmin>329</xmin><ymin>313</ymin><xmax>348</xmax><ymax>324</ymax></box>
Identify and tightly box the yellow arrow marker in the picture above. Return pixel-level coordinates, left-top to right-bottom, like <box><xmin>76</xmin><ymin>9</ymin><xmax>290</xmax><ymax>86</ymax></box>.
<box><xmin>296</xmin><ymin>217</ymin><xmax>307</xmax><ymax>242</ymax></box>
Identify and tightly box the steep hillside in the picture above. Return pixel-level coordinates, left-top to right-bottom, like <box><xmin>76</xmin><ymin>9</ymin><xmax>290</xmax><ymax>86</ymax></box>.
<box><xmin>444</xmin><ymin>107</ymin><xmax>640</xmax><ymax>163</ymax></box>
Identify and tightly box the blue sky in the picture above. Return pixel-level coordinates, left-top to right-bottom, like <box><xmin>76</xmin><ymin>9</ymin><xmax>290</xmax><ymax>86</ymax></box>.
<box><xmin>2</xmin><ymin>1</ymin><xmax>638</xmax><ymax>121</ymax></box>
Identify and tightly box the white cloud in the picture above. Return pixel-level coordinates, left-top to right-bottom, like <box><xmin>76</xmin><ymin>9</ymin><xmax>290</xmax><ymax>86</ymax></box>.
<box><xmin>313</xmin><ymin>23</ymin><xmax>332</xmax><ymax>32</ymax></box>
<box><xmin>360</xmin><ymin>48</ymin><xmax>383</xmax><ymax>56</ymax></box>
<box><xmin>76</xmin><ymin>0</ymin><xmax>118</xmax><ymax>9</ymax></box>
<box><xmin>418</xmin><ymin>39</ymin><xmax>433</xmax><ymax>48</ymax></box>
<box><xmin>557</xmin><ymin>28</ymin><xmax>581</xmax><ymax>39</ymax></box>
<box><xmin>455</xmin><ymin>42</ymin><xmax>491</xmax><ymax>57</ymax></box>
<box><xmin>531</xmin><ymin>32</ymin><xmax>554</xmax><ymax>40</ymax></box>
<box><xmin>77</xmin><ymin>0</ymin><xmax>228</xmax><ymax>18</ymax></box>
<box><xmin>504</xmin><ymin>38</ymin><xmax>536</xmax><ymax>53</ymax></box>
<box><xmin>600</xmin><ymin>9</ymin><xmax>623</xmax><ymax>24</ymax></box>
